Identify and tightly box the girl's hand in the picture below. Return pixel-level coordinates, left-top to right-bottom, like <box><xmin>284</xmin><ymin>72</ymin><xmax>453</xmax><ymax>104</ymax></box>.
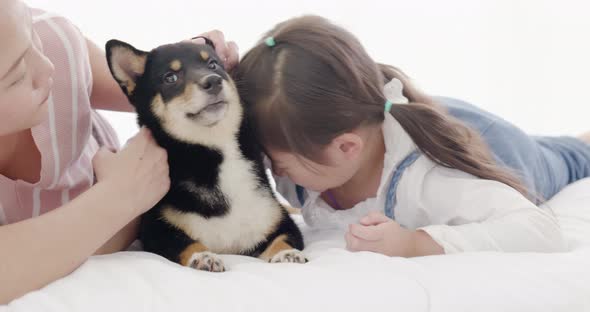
<box><xmin>191</xmin><ymin>30</ymin><xmax>239</xmax><ymax>71</ymax></box>
<box><xmin>345</xmin><ymin>211</ymin><xmax>444</xmax><ymax>257</ymax></box>
<box><xmin>345</xmin><ymin>211</ymin><xmax>414</xmax><ymax>257</ymax></box>
<box><xmin>92</xmin><ymin>127</ymin><xmax>170</xmax><ymax>216</ymax></box>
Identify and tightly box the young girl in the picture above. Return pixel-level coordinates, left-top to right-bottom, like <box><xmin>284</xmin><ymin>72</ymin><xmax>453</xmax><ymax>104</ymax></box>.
<box><xmin>234</xmin><ymin>15</ymin><xmax>590</xmax><ymax>257</ymax></box>
<box><xmin>0</xmin><ymin>0</ymin><xmax>237</xmax><ymax>304</ymax></box>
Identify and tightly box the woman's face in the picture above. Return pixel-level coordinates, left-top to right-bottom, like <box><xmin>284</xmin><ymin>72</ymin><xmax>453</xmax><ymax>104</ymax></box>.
<box><xmin>0</xmin><ymin>0</ymin><xmax>54</xmax><ymax>136</ymax></box>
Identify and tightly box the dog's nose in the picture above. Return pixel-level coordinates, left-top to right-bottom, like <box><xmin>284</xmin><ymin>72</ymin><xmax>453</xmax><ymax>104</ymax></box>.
<box><xmin>199</xmin><ymin>75</ymin><xmax>223</xmax><ymax>95</ymax></box>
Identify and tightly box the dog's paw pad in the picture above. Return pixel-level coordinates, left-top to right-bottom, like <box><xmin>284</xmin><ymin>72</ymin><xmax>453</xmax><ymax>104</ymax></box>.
<box><xmin>187</xmin><ymin>251</ymin><xmax>225</xmax><ymax>272</ymax></box>
<box><xmin>269</xmin><ymin>249</ymin><xmax>307</xmax><ymax>264</ymax></box>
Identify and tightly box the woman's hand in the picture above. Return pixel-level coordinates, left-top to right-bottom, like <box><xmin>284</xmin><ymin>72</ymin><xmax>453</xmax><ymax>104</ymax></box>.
<box><xmin>92</xmin><ymin>127</ymin><xmax>170</xmax><ymax>216</ymax></box>
<box><xmin>191</xmin><ymin>30</ymin><xmax>239</xmax><ymax>71</ymax></box>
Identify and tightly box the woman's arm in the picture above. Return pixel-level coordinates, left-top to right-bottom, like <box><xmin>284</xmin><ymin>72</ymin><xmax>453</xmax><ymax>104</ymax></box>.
<box><xmin>0</xmin><ymin>128</ymin><xmax>170</xmax><ymax>304</ymax></box>
<box><xmin>0</xmin><ymin>182</ymin><xmax>137</xmax><ymax>304</ymax></box>
<box><xmin>94</xmin><ymin>216</ymin><xmax>140</xmax><ymax>255</ymax></box>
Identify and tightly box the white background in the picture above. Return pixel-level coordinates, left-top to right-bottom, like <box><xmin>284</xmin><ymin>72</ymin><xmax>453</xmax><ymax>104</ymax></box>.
<box><xmin>26</xmin><ymin>0</ymin><xmax>590</xmax><ymax>143</ymax></box>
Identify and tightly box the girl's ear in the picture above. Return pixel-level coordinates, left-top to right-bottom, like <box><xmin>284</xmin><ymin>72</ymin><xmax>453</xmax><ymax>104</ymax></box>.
<box><xmin>330</xmin><ymin>132</ymin><xmax>363</xmax><ymax>161</ymax></box>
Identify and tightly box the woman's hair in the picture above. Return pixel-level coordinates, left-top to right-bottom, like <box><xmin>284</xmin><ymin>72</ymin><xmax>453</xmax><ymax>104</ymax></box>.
<box><xmin>234</xmin><ymin>15</ymin><xmax>529</xmax><ymax>199</ymax></box>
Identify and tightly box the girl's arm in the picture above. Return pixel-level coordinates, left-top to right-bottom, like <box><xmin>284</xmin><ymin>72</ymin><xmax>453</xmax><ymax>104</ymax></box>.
<box><xmin>347</xmin><ymin>165</ymin><xmax>565</xmax><ymax>257</ymax></box>
<box><xmin>417</xmin><ymin>166</ymin><xmax>566</xmax><ymax>253</ymax></box>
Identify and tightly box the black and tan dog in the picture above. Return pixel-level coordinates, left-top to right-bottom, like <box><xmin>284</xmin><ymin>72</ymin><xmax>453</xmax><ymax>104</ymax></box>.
<box><xmin>105</xmin><ymin>38</ymin><xmax>305</xmax><ymax>272</ymax></box>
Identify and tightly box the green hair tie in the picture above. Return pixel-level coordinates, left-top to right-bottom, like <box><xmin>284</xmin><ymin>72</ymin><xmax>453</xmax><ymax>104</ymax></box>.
<box><xmin>384</xmin><ymin>100</ymin><xmax>393</xmax><ymax>113</ymax></box>
<box><xmin>265</xmin><ymin>37</ymin><xmax>276</xmax><ymax>47</ymax></box>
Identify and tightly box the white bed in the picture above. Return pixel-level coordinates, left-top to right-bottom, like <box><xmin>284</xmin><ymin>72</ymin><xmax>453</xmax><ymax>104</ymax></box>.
<box><xmin>3</xmin><ymin>178</ymin><xmax>590</xmax><ymax>312</ymax></box>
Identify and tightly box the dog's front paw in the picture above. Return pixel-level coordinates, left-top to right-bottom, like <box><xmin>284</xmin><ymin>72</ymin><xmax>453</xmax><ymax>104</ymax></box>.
<box><xmin>269</xmin><ymin>249</ymin><xmax>307</xmax><ymax>264</ymax></box>
<box><xmin>187</xmin><ymin>251</ymin><xmax>226</xmax><ymax>272</ymax></box>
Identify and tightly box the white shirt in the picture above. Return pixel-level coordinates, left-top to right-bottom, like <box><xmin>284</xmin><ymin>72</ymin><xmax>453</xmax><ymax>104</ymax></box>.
<box><xmin>272</xmin><ymin>113</ymin><xmax>566</xmax><ymax>253</ymax></box>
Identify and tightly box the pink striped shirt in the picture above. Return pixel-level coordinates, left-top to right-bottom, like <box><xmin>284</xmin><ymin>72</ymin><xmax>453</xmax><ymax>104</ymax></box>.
<box><xmin>0</xmin><ymin>9</ymin><xmax>119</xmax><ymax>225</ymax></box>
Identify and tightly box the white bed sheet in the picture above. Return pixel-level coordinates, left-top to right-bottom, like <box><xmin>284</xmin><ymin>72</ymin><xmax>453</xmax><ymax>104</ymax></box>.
<box><xmin>3</xmin><ymin>178</ymin><xmax>590</xmax><ymax>312</ymax></box>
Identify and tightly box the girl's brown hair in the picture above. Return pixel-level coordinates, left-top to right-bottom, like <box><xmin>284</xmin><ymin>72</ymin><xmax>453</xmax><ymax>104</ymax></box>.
<box><xmin>234</xmin><ymin>15</ymin><xmax>529</xmax><ymax>198</ymax></box>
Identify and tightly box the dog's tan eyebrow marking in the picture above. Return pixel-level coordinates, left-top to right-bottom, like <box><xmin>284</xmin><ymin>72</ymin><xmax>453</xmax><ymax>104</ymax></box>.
<box><xmin>200</xmin><ymin>51</ymin><xmax>209</xmax><ymax>61</ymax></box>
<box><xmin>170</xmin><ymin>60</ymin><xmax>182</xmax><ymax>71</ymax></box>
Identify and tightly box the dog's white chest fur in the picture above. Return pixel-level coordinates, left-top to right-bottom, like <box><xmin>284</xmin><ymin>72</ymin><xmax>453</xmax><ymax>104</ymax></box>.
<box><xmin>163</xmin><ymin>144</ymin><xmax>280</xmax><ymax>254</ymax></box>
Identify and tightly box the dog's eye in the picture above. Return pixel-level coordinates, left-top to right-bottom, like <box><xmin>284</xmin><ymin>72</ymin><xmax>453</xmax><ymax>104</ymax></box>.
<box><xmin>163</xmin><ymin>72</ymin><xmax>178</xmax><ymax>84</ymax></box>
<box><xmin>208</xmin><ymin>60</ymin><xmax>218</xmax><ymax>70</ymax></box>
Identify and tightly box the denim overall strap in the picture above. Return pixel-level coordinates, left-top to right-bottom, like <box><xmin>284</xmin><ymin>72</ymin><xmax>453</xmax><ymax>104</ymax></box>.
<box><xmin>296</xmin><ymin>184</ymin><xmax>306</xmax><ymax>206</ymax></box>
<box><xmin>384</xmin><ymin>150</ymin><xmax>421</xmax><ymax>219</ymax></box>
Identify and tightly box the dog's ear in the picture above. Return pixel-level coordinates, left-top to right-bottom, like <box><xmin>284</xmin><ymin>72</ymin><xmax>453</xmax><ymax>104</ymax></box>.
<box><xmin>105</xmin><ymin>39</ymin><xmax>148</xmax><ymax>97</ymax></box>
